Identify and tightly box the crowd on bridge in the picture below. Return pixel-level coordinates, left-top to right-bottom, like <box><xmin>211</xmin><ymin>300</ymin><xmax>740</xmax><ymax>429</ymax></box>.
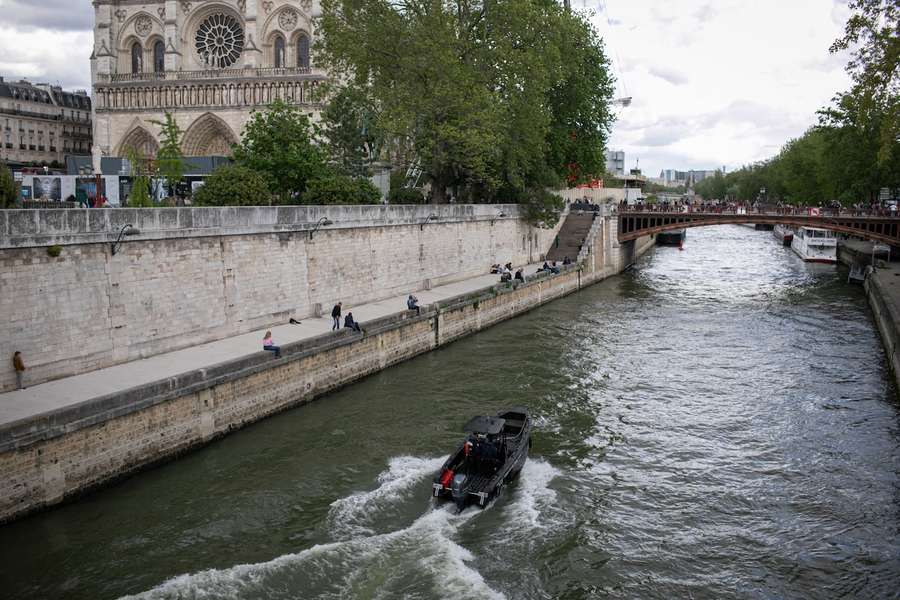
<box><xmin>620</xmin><ymin>198</ymin><xmax>900</xmax><ymax>217</ymax></box>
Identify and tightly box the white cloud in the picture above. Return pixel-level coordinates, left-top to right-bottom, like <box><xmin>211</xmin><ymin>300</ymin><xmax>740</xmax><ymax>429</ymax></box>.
<box><xmin>0</xmin><ymin>26</ymin><xmax>93</xmax><ymax>91</ymax></box>
<box><xmin>592</xmin><ymin>0</ymin><xmax>853</xmax><ymax>176</ymax></box>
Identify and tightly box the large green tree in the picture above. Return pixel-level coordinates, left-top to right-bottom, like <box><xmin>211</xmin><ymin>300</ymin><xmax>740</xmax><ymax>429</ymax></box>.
<box><xmin>829</xmin><ymin>0</ymin><xmax>899</xmax><ymax>166</ymax></box>
<box><xmin>316</xmin><ymin>0</ymin><xmax>615</xmax><ymax>212</ymax></box>
<box><xmin>232</xmin><ymin>99</ymin><xmax>328</xmax><ymax>203</ymax></box>
<box><xmin>151</xmin><ymin>112</ymin><xmax>187</xmax><ymax>198</ymax></box>
<box><xmin>0</xmin><ymin>161</ymin><xmax>18</xmax><ymax>208</ymax></box>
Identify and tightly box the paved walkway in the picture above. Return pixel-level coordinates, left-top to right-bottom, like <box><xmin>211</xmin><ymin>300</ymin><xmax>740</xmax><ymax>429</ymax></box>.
<box><xmin>0</xmin><ymin>263</ymin><xmax>547</xmax><ymax>428</ymax></box>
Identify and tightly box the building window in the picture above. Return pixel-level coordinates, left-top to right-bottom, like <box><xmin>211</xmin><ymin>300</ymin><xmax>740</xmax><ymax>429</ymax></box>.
<box><xmin>195</xmin><ymin>12</ymin><xmax>244</xmax><ymax>68</ymax></box>
<box><xmin>154</xmin><ymin>40</ymin><xmax>165</xmax><ymax>73</ymax></box>
<box><xmin>131</xmin><ymin>42</ymin><xmax>143</xmax><ymax>73</ymax></box>
<box><xmin>274</xmin><ymin>36</ymin><xmax>285</xmax><ymax>68</ymax></box>
<box><xmin>296</xmin><ymin>33</ymin><xmax>310</xmax><ymax>69</ymax></box>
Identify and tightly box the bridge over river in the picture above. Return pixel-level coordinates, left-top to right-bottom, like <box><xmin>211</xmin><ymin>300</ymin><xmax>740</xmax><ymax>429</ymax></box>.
<box><xmin>619</xmin><ymin>208</ymin><xmax>900</xmax><ymax>245</ymax></box>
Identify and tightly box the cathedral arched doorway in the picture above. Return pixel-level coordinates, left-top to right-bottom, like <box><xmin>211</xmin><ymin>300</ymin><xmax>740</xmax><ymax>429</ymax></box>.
<box><xmin>181</xmin><ymin>113</ymin><xmax>238</xmax><ymax>156</ymax></box>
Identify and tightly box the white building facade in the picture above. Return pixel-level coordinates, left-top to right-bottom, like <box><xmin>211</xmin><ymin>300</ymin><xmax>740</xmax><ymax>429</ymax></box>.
<box><xmin>91</xmin><ymin>0</ymin><xmax>325</xmax><ymax>171</ymax></box>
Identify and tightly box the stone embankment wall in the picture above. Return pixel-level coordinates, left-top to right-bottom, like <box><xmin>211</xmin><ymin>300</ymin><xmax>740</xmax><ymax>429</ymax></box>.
<box><xmin>0</xmin><ymin>205</ymin><xmax>561</xmax><ymax>392</ymax></box>
<box><xmin>864</xmin><ymin>269</ymin><xmax>900</xmax><ymax>391</ymax></box>
<box><xmin>0</xmin><ymin>212</ymin><xmax>652</xmax><ymax>524</ymax></box>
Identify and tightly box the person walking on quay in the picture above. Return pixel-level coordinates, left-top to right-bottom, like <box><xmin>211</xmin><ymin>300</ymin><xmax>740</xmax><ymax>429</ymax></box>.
<box><xmin>12</xmin><ymin>351</ymin><xmax>26</xmax><ymax>390</ymax></box>
<box><xmin>262</xmin><ymin>331</ymin><xmax>281</xmax><ymax>358</ymax></box>
<box><xmin>331</xmin><ymin>302</ymin><xmax>342</xmax><ymax>331</ymax></box>
<box><xmin>407</xmin><ymin>294</ymin><xmax>421</xmax><ymax>315</ymax></box>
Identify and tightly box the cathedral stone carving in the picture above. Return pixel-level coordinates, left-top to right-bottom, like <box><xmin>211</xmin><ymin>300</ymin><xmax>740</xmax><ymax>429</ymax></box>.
<box><xmin>92</xmin><ymin>1</ymin><xmax>326</xmax><ymax>163</ymax></box>
<box><xmin>135</xmin><ymin>15</ymin><xmax>153</xmax><ymax>37</ymax></box>
<box><xmin>278</xmin><ymin>9</ymin><xmax>299</xmax><ymax>31</ymax></box>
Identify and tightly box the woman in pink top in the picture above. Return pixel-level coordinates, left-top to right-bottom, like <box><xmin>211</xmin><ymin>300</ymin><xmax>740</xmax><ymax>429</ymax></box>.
<box><xmin>262</xmin><ymin>330</ymin><xmax>281</xmax><ymax>358</ymax></box>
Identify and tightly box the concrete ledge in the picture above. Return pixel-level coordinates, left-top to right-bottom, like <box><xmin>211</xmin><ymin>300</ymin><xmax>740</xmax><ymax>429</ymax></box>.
<box><xmin>0</xmin><ymin>204</ymin><xmax>523</xmax><ymax>249</ymax></box>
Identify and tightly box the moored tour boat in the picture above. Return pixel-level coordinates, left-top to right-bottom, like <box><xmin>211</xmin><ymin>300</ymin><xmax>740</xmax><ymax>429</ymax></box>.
<box><xmin>657</xmin><ymin>229</ymin><xmax>686</xmax><ymax>246</ymax></box>
<box><xmin>432</xmin><ymin>407</ymin><xmax>532</xmax><ymax>510</ymax></box>
<box><xmin>791</xmin><ymin>226</ymin><xmax>836</xmax><ymax>263</ymax></box>
<box><xmin>773</xmin><ymin>224</ymin><xmax>794</xmax><ymax>246</ymax></box>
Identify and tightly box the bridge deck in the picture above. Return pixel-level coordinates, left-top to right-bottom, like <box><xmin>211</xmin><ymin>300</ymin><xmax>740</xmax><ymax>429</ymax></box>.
<box><xmin>617</xmin><ymin>211</ymin><xmax>900</xmax><ymax>245</ymax></box>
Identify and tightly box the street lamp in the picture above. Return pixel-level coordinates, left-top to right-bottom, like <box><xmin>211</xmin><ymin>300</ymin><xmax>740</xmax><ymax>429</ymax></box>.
<box><xmin>110</xmin><ymin>224</ymin><xmax>140</xmax><ymax>255</ymax></box>
<box><xmin>309</xmin><ymin>217</ymin><xmax>333</xmax><ymax>240</ymax></box>
<box><xmin>420</xmin><ymin>213</ymin><xmax>438</xmax><ymax>231</ymax></box>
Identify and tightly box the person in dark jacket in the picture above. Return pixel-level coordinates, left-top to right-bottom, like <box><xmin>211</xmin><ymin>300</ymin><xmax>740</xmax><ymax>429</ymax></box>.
<box><xmin>514</xmin><ymin>268</ymin><xmax>525</xmax><ymax>282</ymax></box>
<box><xmin>13</xmin><ymin>351</ymin><xmax>25</xmax><ymax>390</ymax></box>
<box><xmin>407</xmin><ymin>294</ymin><xmax>420</xmax><ymax>315</ymax></box>
<box><xmin>344</xmin><ymin>311</ymin><xmax>362</xmax><ymax>332</ymax></box>
<box><xmin>331</xmin><ymin>302</ymin><xmax>342</xmax><ymax>331</ymax></box>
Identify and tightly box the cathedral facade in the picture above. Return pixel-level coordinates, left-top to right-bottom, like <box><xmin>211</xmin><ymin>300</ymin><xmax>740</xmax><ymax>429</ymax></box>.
<box><xmin>91</xmin><ymin>0</ymin><xmax>325</xmax><ymax>169</ymax></box>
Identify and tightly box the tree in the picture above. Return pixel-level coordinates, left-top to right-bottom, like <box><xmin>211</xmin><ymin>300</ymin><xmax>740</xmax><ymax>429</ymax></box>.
<box><xmin>0</xmin><ymin>161</ymin><xmax>18</xmax><ymax>208</ymax></box>
<box><xmin>151</xmin><ymin>112</ymin><xmax>187</xmax><ymax>198</ymax></box>
<box><xmin>232</xmin><ymin>99</ymin><xmax>328</xmax><ymax>203</ymax></box>
<box><xmin>830</xmin><ymin>0</ymin><xmax>899</xmax><ymax>166</ymax></box>
<box><xmin>301</xmin><ymin>171</ymin><xmax>382</xmax><ymax>204</ymax></box>
<box><xmin>316</xmin><ymin>0</ymin><xmax>615</xmax><ymax>206</ymax></box>
<box><xmin>125</xmin><ymin>147</ymin><xmax>153</xmax><ymax>207</ymax></box>
<box><xmin>320</xmin><ymin>87</ymin><xmax>383</xmax><ymax>177</ymax></box>
<box><xmin>193</xmin><ymin>165</ymin><xmax>272</xmax><ymax>206</ymax></box>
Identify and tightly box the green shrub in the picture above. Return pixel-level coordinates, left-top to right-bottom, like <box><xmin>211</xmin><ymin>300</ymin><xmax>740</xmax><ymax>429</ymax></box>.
<box><xmin>301</xmin><ymin>172</ymin><xmax>382</xmax><ymax>205</ymax></box>
<box><xmin>388</xmin><ymin>187</ymin><xmax>425</xmax><ymax>204</ymax></box>
<box><xmin>193</xmin><ymin>165</ymin><xmax>273</xmax><ymax>206</ymax></box>
<box><xmin>47</xmin><ymin>245</ymin><xmax>62</xmax><ymax>257</ymax></box>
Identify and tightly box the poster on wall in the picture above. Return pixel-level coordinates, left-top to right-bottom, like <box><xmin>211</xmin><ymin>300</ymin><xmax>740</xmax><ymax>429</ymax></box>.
<box><xmin>32</xmin><ymin>176</ymin><xmax>62</xmax><ymax>201</ymax></box>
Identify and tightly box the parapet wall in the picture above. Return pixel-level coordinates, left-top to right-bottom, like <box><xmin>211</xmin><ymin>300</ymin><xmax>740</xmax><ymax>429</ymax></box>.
<box><xmin>0</xmin><ymin>205</ymin><xmax>562</xmax><ymax>392</ymax></box>
<box><xmin>0</xmin><ymin>227</ymin><xmax>654</xmax><ymax>523</ymax></box>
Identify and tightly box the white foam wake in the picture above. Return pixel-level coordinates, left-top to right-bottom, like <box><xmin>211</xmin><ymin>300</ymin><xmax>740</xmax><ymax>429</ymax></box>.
<box><xmin>327</xmin><ymin>455</ymin><xmax>446</xmax><ymax>539</ymax></box>
<box><xmin>121</xmin><ymin>456</ymin><xmax>507</xmax><ymax>600</ymax></box>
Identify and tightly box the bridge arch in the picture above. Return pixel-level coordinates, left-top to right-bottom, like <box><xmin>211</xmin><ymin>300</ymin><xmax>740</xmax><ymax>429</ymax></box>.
<box><xmin>617</xmin><ymin>212</ymin><xmax>900</xmax><ymax>246</ymax></box>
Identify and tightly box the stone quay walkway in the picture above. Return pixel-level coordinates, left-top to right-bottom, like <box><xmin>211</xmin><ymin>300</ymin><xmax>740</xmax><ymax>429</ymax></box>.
<box><xmin>0</xmin><ymin>262</ymin><xmax>549</xmax><ymax>429</ymax></box>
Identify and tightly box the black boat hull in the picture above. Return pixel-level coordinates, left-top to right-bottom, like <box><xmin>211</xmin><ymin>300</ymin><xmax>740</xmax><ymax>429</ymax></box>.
<box><xmin>432</xmin><ymin>407</ymin><xmax>532</xmax><ymax>509</ymax></box>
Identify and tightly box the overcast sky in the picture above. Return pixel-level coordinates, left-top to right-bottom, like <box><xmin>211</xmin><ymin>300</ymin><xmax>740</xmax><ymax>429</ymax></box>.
<box><xmin>0</xmin><ymin>0</ymin><xmax>854</xmax><ymax>177</ymax></box>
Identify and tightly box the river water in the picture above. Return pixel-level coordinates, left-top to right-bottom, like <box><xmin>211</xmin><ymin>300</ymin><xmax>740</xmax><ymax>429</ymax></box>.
<box><xmin>2</xmin><ymin>225</ymin><xmax>899</xmax><ymax>599</ymax></box>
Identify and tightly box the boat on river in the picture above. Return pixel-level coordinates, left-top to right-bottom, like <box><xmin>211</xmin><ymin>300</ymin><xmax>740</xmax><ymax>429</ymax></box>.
<box><xmin>773</xmin><ymin>224</ymin><xmax>794</xmax><ymax>246</ymax></box>
<box><xmin>657</xmin><ymin>229</ymin><xmax>686</xmax><ymax>246</ymax></box>
<box><xmin>432</xmin><ymin>407</ymin><xmax>532</xmax><ymax>510</ymax></box>
<box><xmin>791</xmin><ymin>226</ymin><xmax>837</xmax><ymax>263</ymax></box>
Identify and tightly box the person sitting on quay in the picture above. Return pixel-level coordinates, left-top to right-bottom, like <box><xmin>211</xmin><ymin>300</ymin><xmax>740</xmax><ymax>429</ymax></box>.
<box><xmin>538</xmin><ymin>261</ymin><xmax>550</xmax><ymax>273</ymax></box>
<box><xmin>504</xmin><ymin>262</ymin><xmax>513</xmax><ymax>272</ymax></box>
<box><xmin>500</xmin><ymin>265</ymin><xmax>512</xmax><ymax>282</ymax></box>
<box><xmin>563</xmin><ymin>256</ymin><xmax>572</xmax><ymax>266</ymax></box>
<box><xmin>407</xmin><ymin>294</ymin><xmax>421</xmax><ymax>315</ymax></box>
<box><xmin>344</xmin><ymin>311</ymin><xmax>363</xmax><ymax>333</ymax></box>
<box><xmin>514</xmin><ymin>268</ymin><xmax>525</xmax><ymax>282</ymax></box>
<box><xmin>549</xmin><ymin>261</ymin><xmax>561</xmax><ymax>274</ymax></box>
<box><xmin>262</xmin><ymin>331</ymin><xmax>281</xmax><ymax>358</ymax></box>
<box><xmin>490</xmin><ymin>263</ymin><xmax>501</xmax><ymax>274</ymax></box>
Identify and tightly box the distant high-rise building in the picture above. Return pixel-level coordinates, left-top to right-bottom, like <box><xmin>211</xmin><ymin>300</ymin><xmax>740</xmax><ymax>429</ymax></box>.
<box><xmin>606</xmin><ymin>150</ymin><xmax>625</xmax><ymax>177</ymax></box>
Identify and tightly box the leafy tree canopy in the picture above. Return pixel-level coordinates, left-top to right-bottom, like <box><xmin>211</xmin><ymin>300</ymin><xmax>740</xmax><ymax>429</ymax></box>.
<box><xmin>316</xmin><ymin>0</ymin><xmax>615</xmax><ymax>213</ymax></box>
<box><xmin>151</xmin><ymin>112</ymin><xmax>187</xmax><ymax>197</ymax></box>
<box><xmin>0</xmin><ymin>161</ymin><xmax>18</xmax><ymax>208</ymax></box>
<box><xmin>232</xmin><ymin>99</ymin><xmax>328</xmax><ymax>203</ymax></box>
<box><xmin>302</xmin><ymin>171</ymin><xmax>382</xmax><ymax>205</ymax></box>
<box><xmin>193</xmin><ymin>165</ymin><xmax>273</xmax><ymax>206</ymax></box>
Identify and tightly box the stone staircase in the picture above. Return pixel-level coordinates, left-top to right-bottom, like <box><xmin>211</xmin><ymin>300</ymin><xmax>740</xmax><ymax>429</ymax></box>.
<box><xmin>546</xmin><ymin>212</ymin><xmax>596</xmax><ymax>262</ymax></box>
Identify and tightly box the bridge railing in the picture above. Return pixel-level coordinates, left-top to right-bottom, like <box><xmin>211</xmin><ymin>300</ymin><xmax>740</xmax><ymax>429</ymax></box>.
<box><xmin>620</xmin><ymin>205</ymin><xmax>899</xmax><ymax>218</ymax></box>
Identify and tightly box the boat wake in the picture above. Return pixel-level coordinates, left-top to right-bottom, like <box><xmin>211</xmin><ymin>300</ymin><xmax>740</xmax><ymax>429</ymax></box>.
<box><xmin>121</xmin><ymin>456</ymin><xmax>559</xmax><ymax>600</ymax></box>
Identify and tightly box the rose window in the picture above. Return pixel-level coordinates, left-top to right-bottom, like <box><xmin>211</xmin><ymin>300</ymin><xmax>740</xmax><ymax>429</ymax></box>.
<box><xmin>195</xmin><ymin>13</ymin><xmax>244</xmax><ymax>68</ymax></box>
